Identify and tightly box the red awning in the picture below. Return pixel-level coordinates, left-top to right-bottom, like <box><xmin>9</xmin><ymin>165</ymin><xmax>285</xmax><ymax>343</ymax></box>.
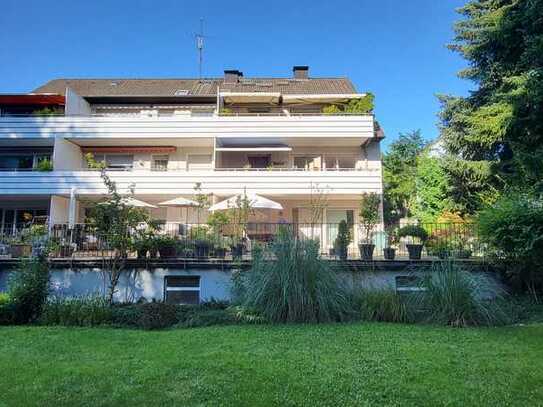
<box><xmin>0</xmin><ymin>94</ymin><xmax>65</xmax><ymax>106</ymax></box>
<box><xmin>81</xmin><ymin>146</ymin><xmax>177</xmax><ymax>154</ymax></box>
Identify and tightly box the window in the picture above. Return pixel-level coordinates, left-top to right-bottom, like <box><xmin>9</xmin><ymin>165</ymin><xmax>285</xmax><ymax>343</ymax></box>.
<box><xmin>0</xmin><ymin>153</ymin><xmax>51</xmax><ymax>170</ymax></box>
<box><xmin>324</xmin><ymin>155</ymin><xmax>357</xmax><ymax>170</ymax></box>
<box><xmin>92</xmin><ymin>154</ymin><xmax>133</xmax><ymax>170</ymax></box>
<box><xmin>293</xmin><ymin>155</ymin><xmax>321</xmax><ymax>170</ymax></box>
<box><xmin>187</xmin><ymin>154</ymin><xmax>212</xmax><ymax>170</ymax></box>
<box><xmin>247</xmin><ymin>155</ymin><xmax>270</xmax><ymax>169</ymax></box>
<box><xmin>164</xmin><ymin>276</ymin><xmax>200</xmax><ymax>304</ymax></box>
<box><xmin>395</xmin><ymin>275</ymin><xmax>425</xmax><ymax>293</ymax></box>
<box><xmin>152</xmin><ymin>155</ymin><xmax>169</xmax><ymax>171</ymax></box>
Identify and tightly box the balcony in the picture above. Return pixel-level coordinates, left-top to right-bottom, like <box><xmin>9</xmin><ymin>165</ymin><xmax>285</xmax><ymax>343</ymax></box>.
<box><xmin>0</xmin><ymin>167</ymin><xmax>382</xmax><ymax>196</ymax></box>
<box><xmin>0</xmin><ymin>113</ymin><xmax>376</xmax><ymax>142</ymax></box>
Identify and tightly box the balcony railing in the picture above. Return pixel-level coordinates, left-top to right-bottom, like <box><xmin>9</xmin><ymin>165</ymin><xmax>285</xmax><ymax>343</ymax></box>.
<box><xmin>0</xmin><ymin>222</ymin><xmax>485</xmax><ymax>261</ymax></box>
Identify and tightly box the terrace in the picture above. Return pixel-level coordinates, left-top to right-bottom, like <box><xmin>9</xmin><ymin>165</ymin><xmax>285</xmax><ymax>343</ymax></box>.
<box><xmin>0</xmin><ymin>221</ymin><xmax>484</xmax><ymax>263</ymax></box>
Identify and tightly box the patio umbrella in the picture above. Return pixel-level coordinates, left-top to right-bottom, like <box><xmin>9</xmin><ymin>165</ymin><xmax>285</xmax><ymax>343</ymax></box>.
<box><xmin>100</xmin><ymin>197</ymin><xmax>157</xmax><ymax>208</ymax></box>
<box><xmin>158</xmin><ymin>197</ymin><xmax>199</xmax><ymax>224</ymax></box>
<box><xmin>209</xmin><ymin>192</ymin><xmax>283</xmax><ymax>211</ymax></box>
<box><xmin>158</xmin><ymin>197</ymin><xmax>198</xmax><ymax>207</ymax></box>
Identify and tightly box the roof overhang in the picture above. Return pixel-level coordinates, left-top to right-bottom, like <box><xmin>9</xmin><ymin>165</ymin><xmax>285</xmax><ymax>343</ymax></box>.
<box><xmin>282</xmin><ymin>93</ymin><xmax>366</xmax><ymax>105</ymax></box>
<box><xmin>215</xmin><ymin>146</ymin><xmax>292</xmax><ymax>152</ymax></box>
<box><xmin>80</xmin><ymin>146</ymin><xmax>177</xmax><ymax>154</ymax></box>
<box><xmin>220</xmin><ymin>92</ymin><xmax>281</xmax><ymax>104</ymax></box>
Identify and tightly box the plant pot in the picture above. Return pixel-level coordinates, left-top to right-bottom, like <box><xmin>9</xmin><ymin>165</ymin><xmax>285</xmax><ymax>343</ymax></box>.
<box><xmin>337</xmin><ymin>246</ymin><xmax>348</xmax><ymax>261</ymax></box>
<box><xmin>158</xmin><ymin>245</ymin><xmax>177</xmax><ymax>258</ymax></box>
<box><xmin>10</xmin><ymin>244</ymin><xmax>32</xmax><ymax>258</ymax></box>
<box><xmin>383</xmin><ymin>247</ymin><xmax>396</xmax><ymax>260</ymax></box>
<box><xmin>194</xmin><ymin>242</ymin><xmax>211</xmax><ymax>258</ymax></box>
<box><xmin>406</xmin><ymin>244</ymin><xmax>423</xmax><ymax>260</ymax></box>
<box><xmin>358</xmin><ymin>243</ymin><xmax>375</xmax><ymax>260</ymax></box>
<box><xmin>214</xmin><ymin>248</ymin><xmax>226</xmax><ymax>259</ymax></box>
<box><xmin>437</xmin><ymin>249</ymin><xmax>450</xmax><ymax>259</ymax></box>
<box><xmin>231</xmin><ymin>243</ymin><xmax>243</xmax><ymax>260</ymax></box>
<box><xmin>454</xmin><ymin>249</ymin><xmax>472</xmax><ymax>259</ymax></box>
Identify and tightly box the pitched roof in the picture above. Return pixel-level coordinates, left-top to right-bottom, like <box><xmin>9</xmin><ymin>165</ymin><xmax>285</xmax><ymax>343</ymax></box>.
<box><xmin>32</xmin><ymin>77</ymin><xmax>357</xmax><ymax>97</ymax></box>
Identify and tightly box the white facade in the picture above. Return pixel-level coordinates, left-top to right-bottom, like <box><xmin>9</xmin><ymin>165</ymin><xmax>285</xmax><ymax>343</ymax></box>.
<box><xmin>0</xmin><ymin>76</ymin><xmax>384</xmax><ymax>254</ymax></box>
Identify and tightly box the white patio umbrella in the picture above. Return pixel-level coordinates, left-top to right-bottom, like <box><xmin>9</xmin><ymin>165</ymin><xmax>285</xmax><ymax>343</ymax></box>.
<box><xmin>158</xmin><ymin>197</ymin><xmax>199</xmax><ymax>224</ymax></box>
<box><xmin>209</xmin><ymin>192</ymin><xmax>283</xmax><ymax>211</ymax></box>
<box><xmin>100</xmin><ymin>197</ymin><xmax>157</xmax><ymax>208</ymax></box>
<box><xmin>158</xmin><ymin>197</ymin><xmax>198</xmax><ymax>207</ymax></box>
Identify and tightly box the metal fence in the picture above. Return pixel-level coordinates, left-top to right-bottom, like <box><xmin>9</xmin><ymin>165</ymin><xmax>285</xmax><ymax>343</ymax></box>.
<box><xmin>0</xmin><ymin>222</ymin><xmax>484</xmax><ymax>261</ymax></box>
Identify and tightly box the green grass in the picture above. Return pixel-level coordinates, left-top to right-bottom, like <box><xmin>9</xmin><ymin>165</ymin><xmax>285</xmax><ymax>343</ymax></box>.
<box><xmin>1</xmin><ymin>323</ymin><xmax>542</xmax><ymax>406</ymax></box>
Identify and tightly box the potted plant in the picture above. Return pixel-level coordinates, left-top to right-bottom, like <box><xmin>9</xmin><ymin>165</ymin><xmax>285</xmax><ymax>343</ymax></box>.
<box><xmin>189</xmin><ymin>225</ymin><xmax>212</xmax><ymax>258</ymax></box>
<box><xmin>334</xmin><ymin>220</ymin><xmax>352</xmax><ymax>261</ymax></box>
<box><xmin>9</xmin><ymin>237</ymin><xmax>33</xmax><ymax>258</ymax></box>
<box><xmin>213</xmin><ymin>236</ymin><xmax>231</xmax><ymax>259</ymax></box>
<box><xmin>175</xmin><ymin>239</ymin><xmax>194</xmax><ymax>258</ymax></box>
<box><xmin>383</xmin><ymin>225</ymin><xmax>398</xmax><ymax>260</ymax></box>
<box><xmin>358</xmin><ymin>192</ymin><xmax>380</xmax><ymax>260</ymax></box>
<box><xmin>133</xmin><ymin>236</ymin><xmax>152</xmax><ymax>259</ymax></box>
<box><xmin>397</xmin><ymin>225</ymin><xmax>429</xmax><ymax>260</ymax></box>
<box><xmin>155</xmin><ymin>235</ymin><xmax>178</xmax><ymax>258</ymax></box>
<box><xmin>36</xmin><ymin>158</ymin><xmax>53</xmax><ymax>172</ymax></box>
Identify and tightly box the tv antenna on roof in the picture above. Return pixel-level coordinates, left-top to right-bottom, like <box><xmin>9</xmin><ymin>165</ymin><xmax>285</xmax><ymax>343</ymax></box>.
<box><xmin>195</xmin><ymin>18</ymin><xmax>206</xmax><ymax>80</ymax></box>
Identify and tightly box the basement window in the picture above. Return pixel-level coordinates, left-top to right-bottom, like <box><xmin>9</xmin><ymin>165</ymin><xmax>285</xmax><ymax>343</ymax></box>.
<box><xmin>395</xmin><ymin>275</ymin><xmax>425</xmax><ymax>293</ymax></box>
<box><xmin>164</xmin><ymin>276</ymin><xmax>200</xmax><ymax>304</ymax></box>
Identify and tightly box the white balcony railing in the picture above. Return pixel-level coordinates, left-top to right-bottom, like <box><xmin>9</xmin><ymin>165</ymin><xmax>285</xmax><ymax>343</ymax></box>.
<box><xmin>0</xmin><ymin>168</ymin><xmax>382</xmax><ymax>196</ymax></box>
<box><xmin>0</xmin><ymin>114</ymin><xmax>376</xmax><ymax>140</ymax></box>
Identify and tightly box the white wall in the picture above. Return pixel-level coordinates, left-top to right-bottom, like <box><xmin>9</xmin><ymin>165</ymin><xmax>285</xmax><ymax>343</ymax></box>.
<box><xmin>65</xmin><ymin>87</ymin><xmax>92</xmax><ymax>116</ymax></box>
<box><xmin>49</xmin><ymin>195</ymin><xmax>70</xmax><ymax>224</ymax></box>
<box><xmin>53</xmin><ymin>137</ymin><xmax>83</xmax><ymax>170</ymax></box>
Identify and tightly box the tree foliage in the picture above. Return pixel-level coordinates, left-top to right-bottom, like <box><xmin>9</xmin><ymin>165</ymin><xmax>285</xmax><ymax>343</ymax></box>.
<box><xmin>412</xmin><ymin>151</ymin><xmax>451</xmax><ymax>223</ymax></box>
<box><xmin>439</xmin><ymin>0</ymin><xmax>543</xmax><ymax>213</ymax></box>
<box><xmin>382</xmin><ymin>130</ymin><xmax>426</xmax><ymax>223</ymax></box>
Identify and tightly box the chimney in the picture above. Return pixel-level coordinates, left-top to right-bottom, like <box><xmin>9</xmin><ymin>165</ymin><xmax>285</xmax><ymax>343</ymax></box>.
<box><xmin>224</xmin><ymin>69</ymin><xmax>243</xmax><ymax>83</ymax></box>
<box><xmin>293</xmin><ymin>65</ymin><xmax>309</xmax><ymax>79</ymax></box>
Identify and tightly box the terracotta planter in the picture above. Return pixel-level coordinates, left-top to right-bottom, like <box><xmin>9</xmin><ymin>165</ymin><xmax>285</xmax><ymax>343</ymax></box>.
<box><xmin>358</xmin><ymin>243</ymin><xmax>375</xmax><ymax>261</ymax></box>
<box><xmin>383</xmin><ymin>247</ymin><xmax>396</xmax><ymax>260</ymax></box>
<box><xmin>10</xmin><ymin>244</ymin><xmax>32</xmax><ymax>258</ymax></box>
<box><xmin>406</xmin><ymin>244</ymin><xmax>423</xmax><ymax>260</ymax></box>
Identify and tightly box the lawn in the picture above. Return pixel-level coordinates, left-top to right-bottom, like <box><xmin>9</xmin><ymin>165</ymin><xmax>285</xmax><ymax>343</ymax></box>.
<box><xmin>1</xmin><ymin>323</ymin><xmax>542</xmax><ymax>407</ymax></box>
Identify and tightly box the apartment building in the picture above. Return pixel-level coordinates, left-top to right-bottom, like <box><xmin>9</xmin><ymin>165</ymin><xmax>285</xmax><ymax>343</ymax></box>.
<box><xmin>0</xmin><ymin>66</ymin><xmax>384</xmax><ymax>253</ymax></box>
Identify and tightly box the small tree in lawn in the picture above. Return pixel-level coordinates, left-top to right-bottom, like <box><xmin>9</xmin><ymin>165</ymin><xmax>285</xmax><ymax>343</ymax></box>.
<box><xmin>85</xmin><ymin>154</ymin><xmax>150</xmax><ymax>304</ymax></box>
<box><xmin>358</xmin><ymin>192</ymin><xmax>381</xmax><ymax>243</ymax></box>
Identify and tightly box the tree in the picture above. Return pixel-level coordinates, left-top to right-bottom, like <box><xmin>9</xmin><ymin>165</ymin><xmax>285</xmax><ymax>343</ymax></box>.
<box><xmin>85</xmin><ymin>154</ymin><xmax>150</xmax><ymax>304</ymax></box>
<box><xmin>439</xmin><ymin>0</ymin><xmax>543</xmax><ymax>214</ymax></box>
<box><xmin>382</xmin><ymin>130</ymin><xmax>426</xmax><ymax>223</ymax></box>
<box><xmin>412</xmin><ymin>150</ymin><xmax>451</xmax><ymax>223</ymax></box>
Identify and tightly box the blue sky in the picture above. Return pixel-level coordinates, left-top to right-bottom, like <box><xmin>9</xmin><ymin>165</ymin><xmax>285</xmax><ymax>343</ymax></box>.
<box><xmin>0</xmin><ymin>0</ymin><xmax>471</xmax><ymax>149</ymax></box>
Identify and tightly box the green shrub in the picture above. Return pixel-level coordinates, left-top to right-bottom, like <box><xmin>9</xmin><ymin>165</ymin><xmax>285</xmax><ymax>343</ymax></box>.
<box><xmin>356</xmin><ymin>288</ymin><xmax>415</xmax><ymax>323</ymax></box>
<box><xmin>40</xmin><ymin>296</ymin><xmax>112</xmax><ymax>326</ymax></box>
<box><xmin>177</xmin><ymin>309</ymin><xmax>237</xmax><ymax>328</ymax></box>
<box><xmin>477</xmin><ymin>192</ymin><xmax>543</xmax><ymax>294</ymax></box>
<box><xmin>0</xmin><ymin>302</ymin><xmax>17</xmax><ymax>325</ymax></box>
<box><xmin>415</xmin><ymin>261</ymin><xmax>511</xmax><ymax>327</ymax></box>
<box><xmin>8</xmin><ymin>257</ymin><xmax>50</xmax><ymax>323</ymax></box>
<box><xmin>240</xmin><ymin>229</ymin><xmax>353</xmax><ymax>323</ymax></box>
<box><xmin>397</xmin><ymin>224</ymin><xmax>429</xmax><ymax>243</ymax></box>
<box><xmin>137</xmin><ymin>302</ymin><xmax>179</xmax><ymax>330</ymax></box>
<box><xmin>111</xmin><ymin>304</ymin><xmax>143</xmax><ymax>327</ymax></box>
<box><xmin>0</xmin><ymin>293</ymin><xmax>9</xmax><ymax>305</ymax></box>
